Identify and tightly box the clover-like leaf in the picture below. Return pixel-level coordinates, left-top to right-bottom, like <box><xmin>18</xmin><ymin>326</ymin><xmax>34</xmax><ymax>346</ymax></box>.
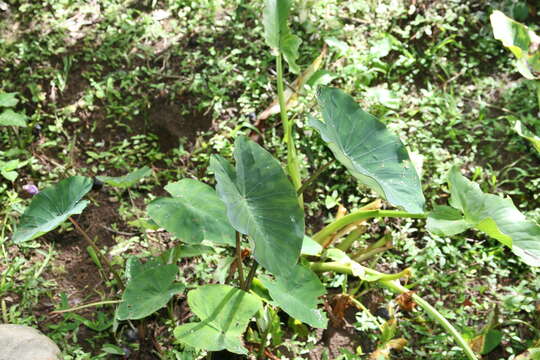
<box><xmin>209</xmin><ymin>135</ymin><xmax>304</xmax><ymax>276</ymax></box>
<box><xmin>147</xmin><ymin>179</ymin><xmax>235</xmax><ymax>246</ymax></box>
<box><xmin>174</xmin><ymin>284</ymin><xmax>262</xmax><ymax>354</ymax></box>
<box><xmin>427</xmin><ymin>166</ymin><xmax>540</xmax><ymax>266</ymax></box>
<box><xmin>12</xmin><ymin>176</ymin><xmax>93</xmax><ymax>244</ymax></box>
<box><xmin>97</xmin><ymin>166</ymin><xmax>151</xmax><ymax>188</ymax></box>
<box><xmin>117</xmin><ymin>262</ymin><xmax>184</xmax><ymax>320</ymax></box>
<box><xmin>260</xmin><ymin>264</ymin><xmax>328</xmax><ymax>328</ymax></box>
<box><xmin>312</xmin><ymin>87</ymin><xmax>425</xmax><ymax>213</ymax></box>
<box><xmin>0</xmin><ymin>109</ymin><xmax>27</xmax><ymax>127</ymax></box>
<box><xmin>263</xmin><ymin>0</ymin><xmax>302</xmax><ymax>73</ymax></box>
<box><xmin>490</xmin><ymin>10</ymin><xmax>540</xmax><ymax>79</ymax></box>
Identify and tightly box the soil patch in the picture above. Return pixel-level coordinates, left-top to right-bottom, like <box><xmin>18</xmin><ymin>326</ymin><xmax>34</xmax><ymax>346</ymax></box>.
<box><xmin>133</xmin><ymin>95</ymin><xmax>213</xmax><ymax>152</ymax></box>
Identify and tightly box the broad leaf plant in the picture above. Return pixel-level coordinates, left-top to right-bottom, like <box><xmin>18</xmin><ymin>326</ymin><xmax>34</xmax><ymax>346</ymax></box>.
<box><xmin>11</xmin><ymin>2</ymin><xmax>540</xmax><ymax>359</ymax></box>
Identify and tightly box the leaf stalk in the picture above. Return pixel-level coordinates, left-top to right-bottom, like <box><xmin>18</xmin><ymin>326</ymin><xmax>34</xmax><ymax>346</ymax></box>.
<box><xmin>69</xmin><ymin>217</ymin><xmax>124</xmax><ymax>290</ymax></box>
<box><xmin>276</xmin><ymin>52</ymin><xmax>302</xmax><ymax>206</ymax></box>
<box><xmin>313</xmin><ymin>210</ymin><xmax>427</xmax><ymax>244</ymax></box>
<box><xmin>235</xmin><ymin>231</ymin><xmax>246</xmax><ymax>289</ymax></box>
<box><xmin>310</xmin><ymin>261</ymin><xmax>478</xmax><ymax>360</ymax></box>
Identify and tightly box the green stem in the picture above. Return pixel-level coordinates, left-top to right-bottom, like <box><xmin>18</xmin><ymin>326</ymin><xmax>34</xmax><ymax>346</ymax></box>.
<box><xmin>336</xmin><ymin>227</ymin><xmax>364</xmax><ymax>251</ymax></box>
<box><xmin>51</xmin><ymin>300</ymin><xmax>123</xmax><ymax>314</ymax></box>
<box><xmin>313</xmin><ymin>210</ymin><xmax>427</xmax><ymax>244</ymax></box>
<box><xmin>297</xmin><ymin>160</ymin><xmax>334</xmax><ymax>195</ymax></box>
<box><xmin>352</xmin><ymin>234</ymin><xmax>392</xmax><ymax>262</ymax></box>
<box><xmin>69</xmin><ymin>217</ymin><xmax>124</xmax><ymax>290</ymax></box>
<box><xmin>244</xmin><ymin>262</ymin><xmax>258</xmax><ymax>291</ymax></box>
<box><xmin>310</xmin><ymin>262</ymin><xmax>478</xmax><ymax>360</ymax></box>
<box><xmin>276</xmin><ymin>52</ymin><xmax>302</xmax><ymax>206</ymax></box>
<box><xmin>349</xmin><ymin>297</ymin><xmax>383</xmax><ymax>332</ymax></box>
<box><xmin>258</xmin><ymin>326</ymin><xmax>270</xmax><ymax>360</ymax></box>
<box><xmin>235</xmin><ymin>231</ymin><xmax>245</xmax><ymax>289</ymax></box>
<box><xmin>1</xmin><ymin>299</ymin><xmax>8</xmax><ymax>323</ymax></box>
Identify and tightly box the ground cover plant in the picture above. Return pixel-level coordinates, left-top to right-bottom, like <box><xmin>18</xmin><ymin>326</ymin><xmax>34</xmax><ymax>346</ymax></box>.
<box><xmin>1</xmin><ymin>0</ymin><xmax>540</xmax><ymax>359</ymax></box>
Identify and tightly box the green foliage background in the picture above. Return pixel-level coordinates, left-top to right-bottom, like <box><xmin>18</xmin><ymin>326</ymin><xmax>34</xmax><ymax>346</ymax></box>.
<box><xmin>0</xmin><ymin>0</ymin><xmax>539</xmax><ymax>359</ymax></box>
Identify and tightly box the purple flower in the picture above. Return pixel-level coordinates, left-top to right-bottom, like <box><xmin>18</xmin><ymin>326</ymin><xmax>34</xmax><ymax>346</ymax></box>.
<box><xmin>23</xmin><ymin>184</ymin><xmax>39</xmax><ymax>195</ymax></box>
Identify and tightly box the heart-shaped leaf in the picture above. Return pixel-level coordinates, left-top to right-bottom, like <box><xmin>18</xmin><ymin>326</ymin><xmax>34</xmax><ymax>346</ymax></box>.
<box><xmin>147</xmin><ymin>179</ymin><xmax>235</xmax><ymax>246</ymax></box>
<box><xmin>427</xmin><ymin>166</ymin><xmax>540</xmax><ymax>266</ymax></box>
<box><xmin>117</xmin><ymin>262</ymin><xmax>184</xmax><ymax>320</ymax></box>
<box><xmin>311</xmin><ymin>87</ymin><xmax>425</xmax><ymax>213</ymax></box>
<box><xmin>97</xmin><ymin>166</ymin><xmax>151</xmax><ymax>188</ymax></box>
<box><xmin>13</xmin><ymin>176</ymin><xmax>93</xmax><ymax>244</ymax></box>
<box><xmin>263</xmin><ymin>0</ymin><xmax>302</xmax><ymax>73</ymax></box>
<box><xmin>174</xmin><ymin>284</ymin><xmax>262</xmax><ymax>354</ymax></box>
<box><xmin>0</xmin><ymin>109</ymin><xmax>27</xmax><ymax>127</ymax></box>
<box><xmin>260</xmin><ymin>264</ymin><xmax>328</xmax><ymax>328</ymax></box>
<box><xmin>490</xmin><ymin>10</ymin><xmax>540</xmax><ymax>79</ymax></box>
<box><xmin>209</xmin><ymin>135</ymin><xmax>304</xmax><ymax>276</ymax></box>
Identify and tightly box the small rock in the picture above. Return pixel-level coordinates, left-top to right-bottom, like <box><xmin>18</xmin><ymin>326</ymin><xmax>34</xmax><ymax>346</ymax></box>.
<box><xmin>0</xmin><ymin>324</ymin><xmax>61</xmax><ymax>360</ymax></box>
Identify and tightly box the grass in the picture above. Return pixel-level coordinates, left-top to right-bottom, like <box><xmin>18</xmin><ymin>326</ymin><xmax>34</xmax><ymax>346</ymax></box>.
<box><xmin>1</xmin><ymin>0</ymin><xmax>539</xmax><ymax>359</ymax></box>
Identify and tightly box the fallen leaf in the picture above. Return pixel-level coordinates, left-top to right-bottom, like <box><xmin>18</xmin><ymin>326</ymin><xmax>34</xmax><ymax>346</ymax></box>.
<box><xmin>395</xmin><ymin>292</ymin><xmax>416</xmax><ymax>312</ymax></box>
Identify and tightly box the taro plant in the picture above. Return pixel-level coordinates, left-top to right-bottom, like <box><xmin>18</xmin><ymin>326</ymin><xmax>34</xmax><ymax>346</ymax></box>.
<box><xmin>490</xmin><ymin>10</ymin><xmax>540</xmax><ymax>154</ymax></box>
<box><xmin>10</xmin><ymin>1</ymin><xmax>540</xmax><ymax>359</ymax></box>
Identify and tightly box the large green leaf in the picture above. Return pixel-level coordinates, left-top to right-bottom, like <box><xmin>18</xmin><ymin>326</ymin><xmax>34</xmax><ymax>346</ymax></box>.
<box><xmin>0</xmin><ymin>92</ymin><xmax>19</xmax><ymax>107</ymax></box>
<box><xmin>260</xmin><ymin>264</ymin><xmax>328</xmax><ymax>328</ymax></box>
<box><xmin>97</xmin><ymin>166</ymin><xmax>151</xmax><ymax>188</ymax></box>
<box><xmin>174</xmin><ymin>284</ymin><xmax>262</xmax><ymax>354</ymax></box>
<box><xmin>12</xmin><ymin>176</ymin><xmax>93</xmax><ymax>244</ymax></box>
<box><xmin>490</xmin><ymin>10</ymin><xmax>540</xmax><ymax>79</ymax></box>
<box><xmin>117</xmin><ymin>262</ymin><xmax>184</xmax><ymax>320</ymax></box>
<box><xmin>311</xmin><ymin>87</ymin><xmax>425</xmax><ymax>213</ymax></box>
<box><xmin>0</xmin><ymin>109</ymin><xmax>27</xmax><ymax>127</ymax></box>
<box><xmin>427</xmin><ymin>166</ymin><xmax>540</xmax><ymax>266</ymax></box>
<box><xmin>147</xmin><ymin>179</ymin><xmax>235</xmax><ymax>246</ymax></box>
<box><xmin>263</xmin><ymin>0</ymin><xmax>302</xmax><ymax>73</ymax></box>
<box><xmin>209</xmin><ymin>136</ymin><xmax>304</xmax><ymax>276</ymax></box>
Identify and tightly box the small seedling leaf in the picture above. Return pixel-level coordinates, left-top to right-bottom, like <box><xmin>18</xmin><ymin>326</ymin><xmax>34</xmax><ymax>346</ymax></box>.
<box><xmin>12</xmin><ymin>176</ymin><xmax>93</xmax><ymax>244</ymax></box>
<box><xmin>312</xmin><ymin>87</ymin><xmax>425</xmax><ymax>213</ymax></box>
<box><xmin>174</xmin><ymin>284</ymin><xmax>262</xmax><ymax>354</ymax></box>
<box><xmin>209</xmin><ymin>135</ymin><xmax>304</xmax><ymax>276</ymax></box>
<box><xmin>147</xmin><ymin>179</ymin><xmax>235</xmax><ymax>246</ymax></box>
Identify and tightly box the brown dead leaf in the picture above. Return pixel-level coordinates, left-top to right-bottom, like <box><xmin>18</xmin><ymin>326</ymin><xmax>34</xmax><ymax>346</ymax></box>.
<box><xmin>369</xmin><ymin>338</ymin><xmax>408</xmax><ymax>360</ymax></box>
<box><xmin>396</xmin><ymin>291</ymin><xmax>416</xmax><ymax>312</ymax></box>
<box><xmin>330</xmin><ymin>294</ymin><xmax>354</xmax><ymax>327</ymax></box>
